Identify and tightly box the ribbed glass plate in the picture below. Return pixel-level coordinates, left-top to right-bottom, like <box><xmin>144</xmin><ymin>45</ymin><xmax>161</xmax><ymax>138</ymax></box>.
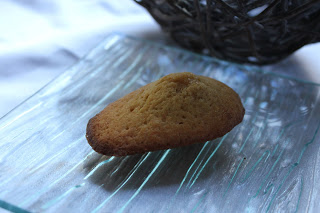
<box><xmin>1</xmin><ymin>33</ymin><xmax>320</xmax><ymax>213</ymax></box>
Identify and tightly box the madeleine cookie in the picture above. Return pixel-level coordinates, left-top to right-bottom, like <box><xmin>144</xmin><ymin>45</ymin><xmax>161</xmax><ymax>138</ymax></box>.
<box><xmin>86</xmin><ymin>72</ymin><xmax>245</xmax><ymax>156</ymax></box>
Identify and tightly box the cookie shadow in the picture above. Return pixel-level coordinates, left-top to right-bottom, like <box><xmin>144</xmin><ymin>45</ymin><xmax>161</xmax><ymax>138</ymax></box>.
<box><xmin>83</xmin><ymin>140</ymin><xmax>233</xmax><ymax>192</ymax></box>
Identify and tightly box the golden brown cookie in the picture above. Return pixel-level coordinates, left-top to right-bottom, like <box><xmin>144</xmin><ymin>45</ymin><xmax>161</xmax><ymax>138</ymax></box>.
<box><xmin>86</xmin><ymin>72</ymin><xmax>245</xmax><ymax>156</ymax></box>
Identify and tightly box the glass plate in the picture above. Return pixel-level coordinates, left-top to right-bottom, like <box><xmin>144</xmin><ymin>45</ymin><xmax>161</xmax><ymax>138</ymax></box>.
<box><xmin>1</xmin><ymin>33</ymin><xmax>320</xmax><ymax>213</ymax></box>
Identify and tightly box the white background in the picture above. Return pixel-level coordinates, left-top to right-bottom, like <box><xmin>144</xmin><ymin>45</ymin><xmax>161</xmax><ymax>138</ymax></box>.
<box><xmin>0</xmin><ymin>0</ymin><xmax>319</xmax><ymax>118</ymax></box>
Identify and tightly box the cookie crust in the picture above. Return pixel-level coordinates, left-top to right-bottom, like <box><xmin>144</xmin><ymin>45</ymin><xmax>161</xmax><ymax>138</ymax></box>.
<box><xmin>86</xmin><ymin>72</ymin><xmax>245</xmax><ymax>156</ymax></box>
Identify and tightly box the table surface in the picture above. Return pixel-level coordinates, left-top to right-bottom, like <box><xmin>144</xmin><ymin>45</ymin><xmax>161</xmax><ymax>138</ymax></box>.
<box><xmin>1</xmin><ymin>33</ymin><xmax>319</xmax><ymax>213</ymax></box>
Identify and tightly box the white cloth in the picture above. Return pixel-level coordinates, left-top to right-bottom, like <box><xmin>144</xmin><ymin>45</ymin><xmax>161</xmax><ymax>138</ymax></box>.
<box><xmin>0</xmin><ymin>0</ymin><xmax>319</xmax><ymax>118</ymax></box>
<box><xmin>0</xmin><ymin>0</ymin><xmax>161</xmax><ymax>117</ymax></box>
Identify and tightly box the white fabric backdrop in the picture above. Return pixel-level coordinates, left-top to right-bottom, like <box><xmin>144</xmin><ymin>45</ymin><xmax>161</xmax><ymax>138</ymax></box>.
<box><xmin>0</xmin><ymin>0</ymin><xmax>319</xmax><ymax>118</ymax></box>
<box><xmin>0</xmin><ymin>0</ymin><xmax>162</xmax><ymax>117</ymax></box>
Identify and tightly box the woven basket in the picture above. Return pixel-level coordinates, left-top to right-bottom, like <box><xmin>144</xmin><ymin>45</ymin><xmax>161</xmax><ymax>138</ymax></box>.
<box><xmin>134</xmin><ymin>0</ymin><xmax>320</xmax><ymax>65</ymax></box>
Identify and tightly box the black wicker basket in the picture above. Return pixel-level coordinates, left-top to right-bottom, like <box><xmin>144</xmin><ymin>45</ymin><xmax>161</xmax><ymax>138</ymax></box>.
<box><xmin>135</xmin><ymin>0</ymin><xmax>320</xmax><ymax>65</ymax></box>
